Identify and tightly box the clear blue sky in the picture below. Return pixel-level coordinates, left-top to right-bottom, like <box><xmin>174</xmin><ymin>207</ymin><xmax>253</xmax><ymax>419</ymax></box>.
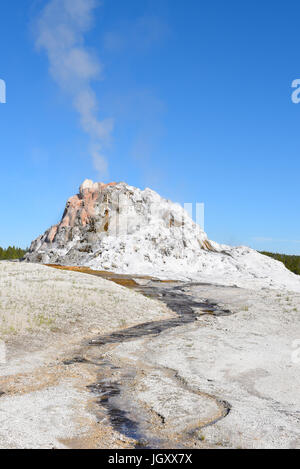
<box><xmin>0</xmin><ymin>0</ymin><xmax>299</xmax><ymax>254</ymax></box>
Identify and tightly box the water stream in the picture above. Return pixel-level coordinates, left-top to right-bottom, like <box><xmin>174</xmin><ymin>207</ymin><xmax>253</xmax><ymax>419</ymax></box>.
<box><xmin>79</xmin><ymin>279</ymin><xmax>233</xmax><ymax>447</ymax></box>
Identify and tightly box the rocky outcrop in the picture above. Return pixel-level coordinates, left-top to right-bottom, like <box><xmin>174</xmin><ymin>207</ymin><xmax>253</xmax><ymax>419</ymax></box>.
<box><xmin>24</xmin><ymin>179</ymin><xmax>300</xmax><ymax>292</ymax></box>
<box><xmin>25</xmin><ymin>179</ymin><xmax>212</xmax><ymax>268</ymax></box>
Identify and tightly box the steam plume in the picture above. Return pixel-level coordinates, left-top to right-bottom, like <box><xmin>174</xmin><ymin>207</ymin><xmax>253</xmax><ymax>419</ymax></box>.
<box><xmin>35</xmin><ymin>0</ymin><xmax>113</xmax><ymax>176</ymax></box>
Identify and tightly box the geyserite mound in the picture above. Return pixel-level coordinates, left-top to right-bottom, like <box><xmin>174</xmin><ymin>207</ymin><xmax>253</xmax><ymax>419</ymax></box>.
<box><xmin>25</xmin><ymin>179</ymin><xmax>300</xmax><ymax>292</ymax></box>
<box><xmin>25</xmin><ymin>179</ymin><xmax>213</xmax><ymax>267</ymax></box>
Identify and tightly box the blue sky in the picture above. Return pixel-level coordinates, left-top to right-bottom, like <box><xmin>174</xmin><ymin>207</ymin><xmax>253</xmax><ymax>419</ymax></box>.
<box><xmin>0</xmin><ymin>0</ymin><xmax>300</xmax><ymax>254</ymax></box>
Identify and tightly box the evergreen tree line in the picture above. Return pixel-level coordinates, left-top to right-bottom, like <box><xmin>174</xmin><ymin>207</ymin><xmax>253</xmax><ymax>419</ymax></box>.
<box><xmin>0</xmin><ymin>246</ymin><xmax>27</xmax><ymax>260</ymax></box>
<box><xmin>260</xmin><ymin>251</ymin><xmax>300</xmax><ymax>276</ymax></box>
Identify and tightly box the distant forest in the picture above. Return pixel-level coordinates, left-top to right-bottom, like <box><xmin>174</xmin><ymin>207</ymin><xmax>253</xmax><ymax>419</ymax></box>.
<box><xmin>260</xmin><ymin>251</ymin><xmax>300</xmax><ymax>276</ymax></box>
<box><xmin>0</xmin><ymin>246</ymin><xmax>27</xmax><ymax>260</ymax></box>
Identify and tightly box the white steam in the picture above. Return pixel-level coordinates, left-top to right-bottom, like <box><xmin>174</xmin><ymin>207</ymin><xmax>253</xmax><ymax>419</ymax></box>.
<box><xmin>35</xmin><ymin>0</ymin><xmax>112</xmax><ymax>176</ymax></box>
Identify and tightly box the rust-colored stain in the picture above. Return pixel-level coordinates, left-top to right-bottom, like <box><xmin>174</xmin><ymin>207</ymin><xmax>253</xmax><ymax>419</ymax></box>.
<box><xmin>202</xmin><ymin>239</ymin><xmax>216</xmax><ymax>252</ymax></box>
<box><xmin>45</xmin><ymin>265</ymin><xmax>152</xmax><ymax>288</ymax></box>
<box><xmin>45</xmin><ymin>264</ymin><xmax>178</xmax><ymax>288</ymax></box>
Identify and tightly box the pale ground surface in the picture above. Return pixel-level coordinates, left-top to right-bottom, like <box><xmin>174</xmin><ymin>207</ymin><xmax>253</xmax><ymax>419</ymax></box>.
<box><xmin>0</xmin><ymin>261</ymin><xmax>172</xmax><ymax>449</ymax></box>
<box><xmin>0</xmin><ymin>261</ymin><xmax>300</xmax><ymax>449</ymax></box>
<box><xmin>111</xmin><ymin>284</ymin><xmax>300</xmax><ymax>448</ymax></box>
<box><xmin>0</xmin><ymin>261</ymin><xmax>169</xmax><ymax>338</ymax></box>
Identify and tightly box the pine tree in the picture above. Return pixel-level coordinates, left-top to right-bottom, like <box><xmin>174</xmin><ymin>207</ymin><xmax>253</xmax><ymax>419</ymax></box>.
<box><xmin>0</xmin><ymin>246</ymin><xmax>27</xmax><ymax>260</ymax></box>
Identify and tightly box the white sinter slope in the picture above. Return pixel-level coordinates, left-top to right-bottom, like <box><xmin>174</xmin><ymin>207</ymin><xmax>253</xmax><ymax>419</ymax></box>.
<box><xmin>25</xmin><ymin>180</ymin><xmax>300</xmax><ymax>292</ymax></box>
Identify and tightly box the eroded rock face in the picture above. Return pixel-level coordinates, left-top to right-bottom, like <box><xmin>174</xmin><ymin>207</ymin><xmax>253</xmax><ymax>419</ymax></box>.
<box><xmin>24</xmin><ymin>179</ymin><xmax>211</xmax><ymax>268</ymax></box>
